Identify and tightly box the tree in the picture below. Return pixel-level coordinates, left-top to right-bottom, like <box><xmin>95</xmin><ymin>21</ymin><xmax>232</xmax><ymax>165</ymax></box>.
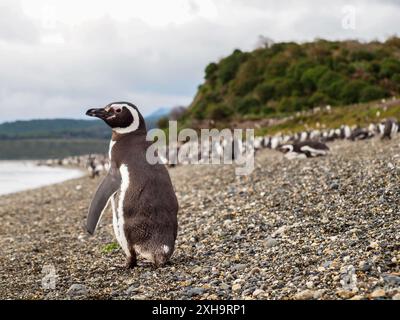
<box><xmin>157</xmin><ymin>116</ymin><xmax>169</xmax><ymax>129</ymax></box>
<box><xmin>380</xmin><ymin>58</ymin><xmax>400</xmax><ymax>78</ymax></box>
<box><xmin>206</xmin><ymin>104</ymin><xmax>233</xmax><ymax>120</ymax></box>
<box><xmin>205</xmin><ymin>63</ymin><xmax>218</xmax><ymax>80</ymax></box>
<box><xmin>359</xmin><ymin>86</ymin><xmax>387</xmax><ymax>102</ymax></box>
<box><xmin>340</xmin><ymin>80</ymin><xmax>368</xmax><ymax>104</ymax></box>
<box><xmin>300</xmin><ymin>66</ymin><xmax>329</xmax><ymax>92</ymax></box>
<box><xmin>256</xmin><ymin>83</ymin><xmax>275</xmax><ymax>103</ymax></box>
<box><xmin>218</xmin><ymin>50</ymin><xmax>245</xmax><ymax>84</ymax></box>
<box><xmin>236</xmin><ymin>97</ymin><xmax>261</xmax><ymax>115</ymax></box>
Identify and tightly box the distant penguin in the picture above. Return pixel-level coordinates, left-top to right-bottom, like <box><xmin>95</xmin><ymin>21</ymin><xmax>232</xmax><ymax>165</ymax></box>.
<box><xmin>279</xmin><ymin>140</ymin><xmax>329</xmax><ymax>159</ymax></box>
<box><xmin>85</xmin><ymin>102</ymin><xmax>178</xmax><ymax>268</ymax></box>
<box><xmin>87</xmin><ymin>156</ymin><xmax>100</xmax><ymax>179</ymax></box>
<box><xmin>340</xmin><ymin>125</ymin><xmax>352</xmax><ymax>140</ymax></box>
<box><xmin>381</xmin><ymin>118</ymin><xmax>398</xmax><ymax>140</ymax></box>
<box><xmin>349</xmin><ymin>127</ymin><xmax>374</xmax><ymax>141</ymax></box>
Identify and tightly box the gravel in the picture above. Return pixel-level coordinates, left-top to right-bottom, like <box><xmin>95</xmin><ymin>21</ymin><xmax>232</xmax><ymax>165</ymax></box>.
<box><xmin>0</xmin><ymin>137</ymin><xmax>399</xmax><ymax>300</ymax></box>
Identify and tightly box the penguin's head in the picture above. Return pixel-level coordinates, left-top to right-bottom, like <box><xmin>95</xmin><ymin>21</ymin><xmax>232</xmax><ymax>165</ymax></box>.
<box><xmin>278</xmin><ymin>144</ymin><xmax>293</xmax><ymax>154</ymax></box>
<box><xmin>86</xmin><ymin>102</ymin><xmax>146</xmax><ymax>134</ymax></box>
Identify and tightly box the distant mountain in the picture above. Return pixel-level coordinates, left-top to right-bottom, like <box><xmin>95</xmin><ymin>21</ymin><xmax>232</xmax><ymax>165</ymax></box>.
<box><xmin>145</xmin><ymin>107</ymin><xmax>171</xmax><ymax>129</ymax></box>
<box><xmin>0</xmin><ymin>119</ymin><xmax>109</xmax><ymax>140</ymax></box>
<box><xmin>0</xmin><ymin>108</ymin><xmax>172</xmax><ymax>140</ymax></box>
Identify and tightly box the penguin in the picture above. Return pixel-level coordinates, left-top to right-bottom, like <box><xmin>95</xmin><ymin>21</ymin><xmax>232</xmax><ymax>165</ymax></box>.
<box><xmin>86</xmin><ymin>156</ymin><xmax>100</xmax><ymax>179</ymax></box>
<box><xmin>349</xmin><ymin>127</ymin><xmax>374</xmax><ymax>141</ymax></box>
<box><xmin>85</xmin><ymin>102</ymin><xmax>178</xmax><ymax>268</ymax></box>
<box><xmin>381</xmin><ymin>118</ymin><xmax>398</xmax><ymax>140</ymax></box>
<box><xmin>279</xmin><ymin>140</ymin><xmax>329</xmax><ymax>159</ymax></box>
<box><xmin>340</xmin><ymin>125</ymin><xmax>352</xmax><ymax>140</ymax></box>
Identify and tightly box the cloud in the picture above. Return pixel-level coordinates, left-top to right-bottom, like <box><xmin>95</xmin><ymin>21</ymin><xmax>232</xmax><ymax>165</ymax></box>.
<box><xmin>0</xmin><ymin>0</ymin><xmax>399</xmax><ymax>122</ymax></box>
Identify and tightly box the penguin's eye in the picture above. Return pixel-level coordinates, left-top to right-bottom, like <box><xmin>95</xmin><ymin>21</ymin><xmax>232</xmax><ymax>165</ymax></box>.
<box><xmin>115</xmin><ymin>108</ymin><xmax>122</xmax><ymax>113</ymax></box>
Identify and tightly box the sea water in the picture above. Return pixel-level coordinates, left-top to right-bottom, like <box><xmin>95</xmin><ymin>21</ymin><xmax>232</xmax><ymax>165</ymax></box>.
<box><xmin>0</xmin><ymin>161</ymin><xmax>84</xmax><ymax>196</ymax></box>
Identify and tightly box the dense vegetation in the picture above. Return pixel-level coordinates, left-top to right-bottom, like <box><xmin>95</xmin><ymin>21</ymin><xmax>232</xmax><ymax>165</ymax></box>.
<box><xmin>179</xmin><ymin>37</ymin><xmax>400</xmax><ymax>125</ymax></box>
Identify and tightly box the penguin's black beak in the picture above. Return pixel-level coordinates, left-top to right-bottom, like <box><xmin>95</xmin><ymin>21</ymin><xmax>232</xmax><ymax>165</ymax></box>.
<box><xmin>86</xmin><ymin>108</ymin><xmax>108</xmax><ymax>119</ymax></box>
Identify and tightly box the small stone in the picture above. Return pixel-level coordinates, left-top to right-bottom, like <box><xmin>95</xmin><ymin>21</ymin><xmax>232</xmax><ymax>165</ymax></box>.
<box><xmin>231</xmin><ymin>264</ymin><xmax>247</xmax><ymax>272</ymax></box>
<box><xmin>223</xmin><ymin>219</ymin><xmax>232</xmax><ymax>226</ymax></box>
<box><xmin>250</xmin><ymin>267</ymin><xmax>261</xmax><ymax>275</ymax></box>
<box><xmin>368</xmin><ymin>242</ymin><xmax>379</xmax><ymax>250</ymax></box>
<box><xmin>67</xmin><ymin>284</ymin><xmax>88</xmax><ymax>297</ymax></box>
<box><xmin>185</xmin><ymin>287</ymin><xmax>205</xmax><ymax>297</ymax></box>
<box><xmin>220</xmin><ymin>283</ymin><xmax>230</xmax><ymax>290</ymax></box>
<box><xmin>359</xmin><ymin>261</ymin><xmax>372</xmax><ymax>272</ymax></box>
<box><xmin>350</xmin><ymin>295</ymin><xmax>364</xmax><ymax>300</ymax></box>
<box><xmin>131</xmin><ymin>295</ymin><xmax>147</xmax><ymax>300</ymax></box>
<box><xmin>294</xmin><ymin>289</ymin><xmax>315</xmax><ymax>300</ymax></box>
<box><xmin>306</xmin><ymin>281</ymin><xmax>314</xmax><ymax>289</ymax></box>
<box><xmin>252</xmin><ymin>289</ymin><xmax>264</xmax><ymax>297</ymax></box>
<box><xmin>313</xmin><ymin>289</ymin><xmax>326</xmax><ymax>299</ymax></box>
<box><xmin>192</xmin><ymin>266</ymin><xmax>202</xmax><ymax>273</ymax></box>
<box><xmin>232</xmin><ymin>284</ymin><xmax>242</xmax><ymax>292</ymax></box>
<box><xmin>330</xmin><ymin>183</ymin><xmax>339</xmax><ymax>190</ymax></box>
<box><xmin>383</xmin><ymin>274</ymin><xmax>400</xmax><ymax>285</ymax></box>
<box><xmin>336</xmin><ymin>290</ymin><xmax>356</xmax><ymax>299</ymax></box>
<box><xmin>392</xmin><ymin>293</ymin><xmax>400</xmax><ymax>300</ymax></box>
<box><xmin>126</xmin><ymin>285</ymin><xmax>140</xmax><ymax>295</ymax></box>
<box><xmin>265</xmin><ymin>238</ymin><xmax>279</xmax><ymax>248</ymax></box>
<box><xmin>317</xmin><ymin>266</ymin><xmax>326</xmax><ymax>272</ymax></box>
<box><xmin>370</xmin><ymin>289</ymin><xmax>386</xmax><ymax>298</ymax></box>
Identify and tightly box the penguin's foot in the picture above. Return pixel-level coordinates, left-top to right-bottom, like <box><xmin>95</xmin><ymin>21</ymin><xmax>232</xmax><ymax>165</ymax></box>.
<box><xmin>125</xmin><ymin>254</ymin><xmax>137</xmax><ymax>269</ymax></box>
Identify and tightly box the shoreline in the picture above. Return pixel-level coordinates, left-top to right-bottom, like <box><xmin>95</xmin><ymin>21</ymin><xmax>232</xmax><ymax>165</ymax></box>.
<box><xmin>0</xmin><ymin>138</ymin><xmax>399</xmax><ymax>300</ymax></box>
<box><xmin>0</xmin><ymin>161</ymin><xmax>86</xmax><ymax>196</ymax></box>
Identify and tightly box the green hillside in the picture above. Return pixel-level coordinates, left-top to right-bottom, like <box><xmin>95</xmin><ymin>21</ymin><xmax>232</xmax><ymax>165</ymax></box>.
<box><xmin>0</xmin><ymin>119</ymin><xmax>109</xmax><ymax>140</ymax></box>
<box><xmin>179</xmin><ymin>37</ymin><xmax>400</xmax><ymax>126</ymax></box>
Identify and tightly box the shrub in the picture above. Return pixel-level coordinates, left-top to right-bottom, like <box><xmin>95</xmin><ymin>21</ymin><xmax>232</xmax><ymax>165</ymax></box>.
<box><xmin>380</xmin><ymin>58</ymin><xmax>400</xmax><ymax>78</ymax></box>
<box><xmin>205</xmin><ymin>63</ymin><xmax>218</xmax><ymax>80</ymax></box>
<box><xmin>350</xmin><ymin>50</ymin><xmax>375</xmax><ymax>61</ymax></box>
<box><xmin>157</xmin><ymin>116</ymin><xmax>169</xmax><ymax>129</ymax></box>
<box><xmin>218</xmin><ymin>49</ymin><xmax>245</xmax><ymax>84</ymax></box>
<box><xmin>236</xmin><ymin>97</ymin><xmax>261</xmax><ymax>115</ymax></box>
<box><xmin>359</xmin><ymin>85</ymin><xmax>387</xmax><ymax>102</ymax></box>
<box><xmin>205</xmin><ymin>104</ymin><xmax>233</xmax><ymax>120</ymax></box>
<box><xmin>300</xmin><ymin>66</ymin><xmax>329</xmax><ymax>92</ymax></box>
<box><xmin>340</xmin><ymin>80</ymin><xmax>368</xmax><ymax>104</ymax></box>
<box><xmin>309</xmin><ymin>92</ymin><xmax>331</xmax><ymax>106</ymax></box>
<box><xmin>256</xmin><ymin>83</ymin><xmax>275</xmax><ymax>103</ymax></box>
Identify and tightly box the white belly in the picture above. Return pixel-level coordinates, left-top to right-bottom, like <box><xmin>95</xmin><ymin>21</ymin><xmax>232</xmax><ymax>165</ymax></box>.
<box><xmin>111</xmin><ymin>164</ymin><xmax>130</xmax><ymax>257</ymax></box>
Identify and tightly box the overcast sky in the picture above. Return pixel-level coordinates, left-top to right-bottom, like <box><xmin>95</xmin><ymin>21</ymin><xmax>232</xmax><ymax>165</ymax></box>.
<box><xmin>0</xmin><ymin>0</ymin><xmax>399</xmax><ymax>122</ymax></box>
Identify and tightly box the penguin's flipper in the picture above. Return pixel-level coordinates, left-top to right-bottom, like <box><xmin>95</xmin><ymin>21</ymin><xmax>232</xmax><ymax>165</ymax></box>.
<box><xmin>86</xmin><ymin>167</ymin><xmax>121</xmax><ymax>235</ymax></box>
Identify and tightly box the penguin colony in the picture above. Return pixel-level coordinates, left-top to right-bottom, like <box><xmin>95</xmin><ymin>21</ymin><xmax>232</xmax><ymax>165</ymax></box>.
<box><xmin>41</xmin><ymin>117</ymin><xmax>400</xmax><ymax>169</ymax></box>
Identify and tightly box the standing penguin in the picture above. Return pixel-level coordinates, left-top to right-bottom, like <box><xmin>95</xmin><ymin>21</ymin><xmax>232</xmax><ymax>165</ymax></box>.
<box><xmin>381</xmin><ymin>118</ymin><xmax>398</xmax><ymax>140</ymax></box>
<box><xmin>85</xmin><ymin>102</ymin><xmax>178</xmax><ymax>268</ymax></box>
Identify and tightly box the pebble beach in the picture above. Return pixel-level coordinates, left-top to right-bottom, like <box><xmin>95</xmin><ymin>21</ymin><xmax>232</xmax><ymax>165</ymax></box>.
<box><xmin>0</xmin><ymin>137</ymin><xmax>399</xmax><ymax>300</ymax></box>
